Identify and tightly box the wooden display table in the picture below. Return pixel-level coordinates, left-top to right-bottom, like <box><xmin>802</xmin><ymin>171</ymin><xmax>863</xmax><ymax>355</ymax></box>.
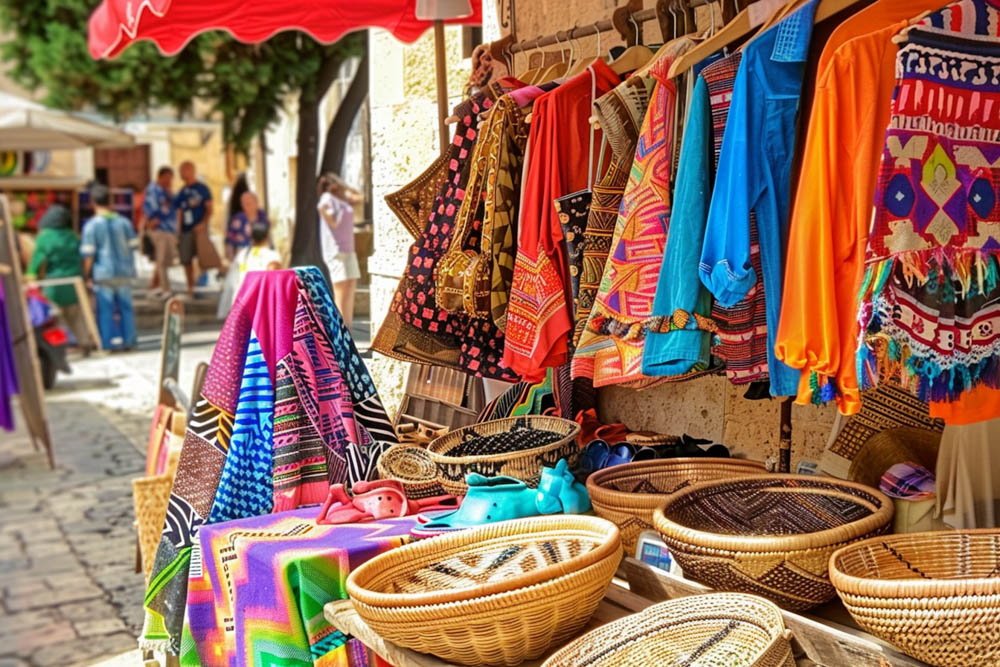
<box><xmin>323</xmin><ymin>557</ymin><xmax>929</xmax><ymax>667</ymax></box>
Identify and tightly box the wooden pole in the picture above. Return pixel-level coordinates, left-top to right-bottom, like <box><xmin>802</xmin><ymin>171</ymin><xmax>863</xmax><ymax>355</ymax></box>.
<box><xmin>433</xmin><ymin>19</ymin><xmax>450</xmax><ymax>155</ymax></box>
<box><xmin>778</xmin><ymin>397</ymin><xmax>793</xmax><ymax>472</ymax></box>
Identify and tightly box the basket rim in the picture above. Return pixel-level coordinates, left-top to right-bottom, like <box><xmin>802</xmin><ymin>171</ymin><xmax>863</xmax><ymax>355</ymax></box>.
<box><xmin>542</xmin><ymin>593</ymin><xmax>790</xmax><ymax>666</ymax></box>
<box><xmin>829</xmin><ymin>528</ymin><xmax>1000</xmax><ymax>598</ymax></box>
<box><xmin>653</xmin><ymin>474</ymin><xmax>894</xmax><ymax>553</ymax></box>
<box><xmin>346</xmin><ymin>515</ymin><xmax>620</xmax><ymax>608</ymax></box>
<box><xmin>586</xmin><ymin>458</ymin><xmax>767</xmax><ymax>507</ymax></box>
<box><xmin>349</xmin><ymin>543</ymin><xmax>620</xmax><ymax>622</ymax></box>
<box><xmin>427</xmin><ymin>416</ymin><xmax>581</xmax><ymax>464</ymax></box>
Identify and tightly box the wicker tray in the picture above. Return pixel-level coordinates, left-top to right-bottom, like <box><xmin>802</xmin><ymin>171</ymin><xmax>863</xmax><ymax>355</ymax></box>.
<box><xmin>587</xmin><ymin>458</ymin><xmax>767</xmax><ymax>555</ymax></box>
<box><xmin>543</xmin><ymin>593</ymin><xmax>794</xmax><ymax>667</ymax></box>
<box><xmin>653</xmin><ymin>475</ymin><xmax>894</xmax><ymax>611</ymax></box>
<box><xmin>376</xmin><ymin>445</ymin><xmax>445</xmax><ymax>499</ymax></box>
<box><xmin>830</xmin><ymin>529</ymin><xmax>1000</xmax><ymax>667</ymax></box>
<box><xmin>346</xmin><ymin>515</ymin><xmax>622</xmax><ymax>666</ymax></box>
<box><xmin>428</xmin><ymin>416</ymin><xmax>581</xmax><ymax>496</ymax></box>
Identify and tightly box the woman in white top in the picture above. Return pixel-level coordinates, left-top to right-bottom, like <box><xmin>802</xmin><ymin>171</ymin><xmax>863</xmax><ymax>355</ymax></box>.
<box><xmin>317</xmin><ymin>173</ymin><xmax>362</xmax><ymax>328</ymax></box>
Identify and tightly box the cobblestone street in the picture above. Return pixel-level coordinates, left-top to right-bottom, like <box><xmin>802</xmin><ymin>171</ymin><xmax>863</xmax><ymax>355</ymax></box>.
<box><xmin>0</xmin><ymin>330</ymin><xmax>218</xmax><ymax>667</ymax></box>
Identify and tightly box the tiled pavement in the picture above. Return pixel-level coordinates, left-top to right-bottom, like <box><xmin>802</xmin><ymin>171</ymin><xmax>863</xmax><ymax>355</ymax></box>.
<box><xmin>0</xmin><ymin>330</ymin><xmax>219</xmax><ymax>667</ymax></box>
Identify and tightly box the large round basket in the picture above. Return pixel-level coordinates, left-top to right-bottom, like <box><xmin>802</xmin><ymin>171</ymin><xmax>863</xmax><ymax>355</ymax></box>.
<box><xmin>830</xmin><ymin>530</ymin><xmax>1000</xmax><ymax>667</ymax></box>
<box><xmin>653</xmin><ymin>475</ymin><xmax>894</xmax><ymax>611</ymax></box>
<box><xmin>428</xmin><ymin>416</ymin><xmax>581</xmax><ymax>496</ymax></box>
<box><xmin>346</xmin><ymin>515</ymin><xmax>622</xmax><ymax>666</ymax></box>
<box><xmin>542</xmin><ymin>593</ymin><xmax>794</xmax><ymax>667</ymax></box>
<box><xmin>376</xmin><ymin>445</ymin><xmax>444</xmax><ymax>499</ymax></box>
<box><xmin>587</xmin><ymin>458</ymin><xmax>767</xmax><ymax>555</ymax></box>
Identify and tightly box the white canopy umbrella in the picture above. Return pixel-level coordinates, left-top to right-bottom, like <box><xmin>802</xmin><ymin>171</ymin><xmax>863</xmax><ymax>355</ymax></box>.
<box><xmin>0</xmin><ymin>91</ymin><xmax>134</xmax><ymax>151</ymax></box>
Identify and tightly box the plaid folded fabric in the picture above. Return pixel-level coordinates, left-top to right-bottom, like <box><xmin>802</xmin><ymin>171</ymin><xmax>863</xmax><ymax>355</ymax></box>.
<box><xmin>879</xmin><ymin>462</ymin><xmax>936</xmax><ymax>500</ymax></box>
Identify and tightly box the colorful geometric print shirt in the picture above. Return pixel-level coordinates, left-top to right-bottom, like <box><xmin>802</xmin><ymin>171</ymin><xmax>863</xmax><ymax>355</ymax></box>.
<box><xmin>699</xmin><ymin>1</ymin><xmax>820</xmax><ymax>397</ymax></box>
<box><xmin>142</xmin><ymin>182</ymin><xmax>175</xmax><ymax>233</ymax></box>
<box><xmin>856</xmin><ymin>0</ymin><xmax>1000</xmax><ymax>419</ymax></box>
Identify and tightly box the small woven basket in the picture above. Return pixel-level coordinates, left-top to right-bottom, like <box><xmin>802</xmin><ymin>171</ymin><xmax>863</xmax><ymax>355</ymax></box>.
<box><xmin>132</xmin><ymin>473</ymin><xmax>174</xmax><ymax>582</ymax></box>
<box><xmin>347</xmin><ymin>515</ymin><xmax>622</xmax><ymax>666</ymax></box>
<box><xmin>830</xmin><ymin>530</ymin><xmax>1000</xmax><ymax>667</ymax></box>
<box><xmin>542</xmin><ymin>593</ymin><xmax>794</xmax><ymax>667</ymax></box>
<box><xmin>587</xmin><ymin>458</ymin><xmax>767</xmax><ymax>555</ymax></box>
<box><xmin>428</xmin><ymin>416</ymin><xmax>581</xmax><ymax>495</ymax></box>
<box><xmin>653</xmin><ymin>475</ymin><xmax>894</xmax><ymax>611</ymax></box>
<box><xmin>376</xmin><ymin>445</ymin><xmax>445</xmax><ymax>499</ymax></box>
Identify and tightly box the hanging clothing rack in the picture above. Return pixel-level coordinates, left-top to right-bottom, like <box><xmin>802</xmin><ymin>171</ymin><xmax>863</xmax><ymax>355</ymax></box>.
<box><xmin>502</xmin><ymin>0</ymin><xmax>728</xmax><ymax>55</ymax></box>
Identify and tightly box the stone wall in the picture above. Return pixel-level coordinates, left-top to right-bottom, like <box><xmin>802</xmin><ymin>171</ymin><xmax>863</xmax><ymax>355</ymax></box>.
<box><xmin>367</xmin><ymin>26</ymin><xmax>471</xmax><ymax>418</ymax></box>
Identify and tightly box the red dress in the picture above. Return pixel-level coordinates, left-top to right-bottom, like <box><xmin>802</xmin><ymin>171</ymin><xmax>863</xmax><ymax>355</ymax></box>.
<box><xmin>503</xmin><ymin>61</ymin><xmax>620</xmax><ymax>381</ymax></box>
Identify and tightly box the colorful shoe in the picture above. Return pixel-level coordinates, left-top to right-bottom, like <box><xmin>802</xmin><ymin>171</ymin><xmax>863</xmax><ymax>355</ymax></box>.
<box><xmin>420</xmin><ymin>473</ymin><xmax>540</xmax><ymax>531</ymax></box>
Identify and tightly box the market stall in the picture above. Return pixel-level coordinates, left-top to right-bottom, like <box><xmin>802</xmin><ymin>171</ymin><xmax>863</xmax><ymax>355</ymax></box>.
<box><xmin>82</xmin><ymin>0</ymin><xmax>1000</xmax><ymax>664</ymax></box>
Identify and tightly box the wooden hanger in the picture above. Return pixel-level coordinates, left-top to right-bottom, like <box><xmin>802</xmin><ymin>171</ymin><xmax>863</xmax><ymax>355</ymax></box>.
<box><xmin>516</xmin><ymin>42</ymin><xmax>546</xmax><ymax>84</ymax></box>
<box><xmin>814</xmin><ymin>0</ymin><xmax>873</xmax><ymax>25</ymax></box>
<box><xmin>566</xmin><ymin>25</ymin><xmax>604</xmax><ymax>78</ymax></box>
<box><xmin>610</xmin><ymin>45</ymin><xmax>655</xmax><ymax>75</ymax></box>
<box><xmin>891</xmin><ymin>9</ymin><xmax>934</xmax><ymax>43</ymax></box>
<box><xmin>537</xmin><ymin>31</ymin><xmax>570</xmax><ymax>83</ymax></box>
<box><xmin>667</xmin><ymin>0</ymin><xmax>785</xmax><ymax>77</ymax></box>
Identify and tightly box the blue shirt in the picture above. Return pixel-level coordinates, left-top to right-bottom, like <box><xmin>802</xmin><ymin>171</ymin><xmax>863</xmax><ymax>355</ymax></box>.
<box><xmin>142</xmin><ymin>182</ymin><xmax>175</xmax><ymax>233</ymax></box>
<box><xmin>644</xmin><ymin>74</ymin><xmax>714</xmax><ymax>377</ymax></box>
<box><xmin>698</xmin><ymin>1</ymin><xmax>818</xmax><ymax>397</ymax></box>
<box><xmin>80</xmin><ymin>212</ymin><xmax>138</xmax><ymax>283</ymax></box>
<box><xmin>175</xmin><ymin>181</ymin><xmax>212</xmax><ymax>233</ymax></box>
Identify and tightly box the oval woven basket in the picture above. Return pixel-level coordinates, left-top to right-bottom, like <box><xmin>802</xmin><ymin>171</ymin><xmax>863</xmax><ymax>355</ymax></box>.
<box><xmin>346</xmin><ymin>515</ymin><xmax>622</xmax><ymax>666</ymax></box>
<box><xmin>428</xmin><ymin>416</ymin><xmax>581</xmax><ymax>496</ymax></box>
<box><xmin>587</xmin><ymin>458</ymin><xmax>767</xmax><ymax>555</ymax></box>
<box><xmin>376</xmin><ymin>445</ymin><xmax>445</xmax><ymax>499</ymax></box>
<box><xmin>830</xmin><ymin>529</ymin><xmax>1000</xmax><ymax>667</ymax></box>
<box><xmin>542</xmin><ymin>593</ymin><xmax>794</xmax><ymax>667</ymax></box>
<box><xmin>653</xmin><ymin>475</ymin><xmax>894</xmax><ymax>611</ymax></box>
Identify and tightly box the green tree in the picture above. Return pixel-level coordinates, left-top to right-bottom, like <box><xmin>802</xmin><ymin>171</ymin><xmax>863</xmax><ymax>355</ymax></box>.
<box><xmin>0</xmin><ymin>0</ymin><xmax>363</xmax><ymax>268</ymax></box>
<box><xmin>0</xmin><ymin>0</ymin><xmax>205</xmax><ymax>118</ymax></box>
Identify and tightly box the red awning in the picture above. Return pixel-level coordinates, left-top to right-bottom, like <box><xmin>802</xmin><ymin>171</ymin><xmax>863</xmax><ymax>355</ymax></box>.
<box><xmin>88</xmin><ymin>0</ymin><xmax>482</xmax><ymax>59</ymax></box>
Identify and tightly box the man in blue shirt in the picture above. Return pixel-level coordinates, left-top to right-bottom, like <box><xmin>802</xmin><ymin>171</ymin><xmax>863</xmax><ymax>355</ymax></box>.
<box><xmin>142</xmin><ymin>165</ymin><xmax>175</xmax><ymax>295</ymax></box>
<box><xmin>81</xmin><ymin>183</ymin><xmax>139</xmax><ymax>351</ymax></box>
<box><xmin>174</xmin><ymin>161</ymin><xmax>213</xmax><ymax>296</ymax></box>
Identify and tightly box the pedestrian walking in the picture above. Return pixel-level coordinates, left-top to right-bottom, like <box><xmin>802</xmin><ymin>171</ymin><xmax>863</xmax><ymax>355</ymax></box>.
<box><xmin>142</xmin><ymin>166</ymin><xmax>177</xmax><ymax>296</ymax></box>
<box><xmin>317</xmin><ymin>173</ymin><xmax>361</xmax><ymax>328</ymax></box>
<box><xmin>80</xmin><ymin>184</ymin><xmax>138</xmax><ymax>351</ymax></box>
<box><xmin>174</xmin><ymin>161</ymin><xmax>214</xmax><ymax>296</ymax></box>
<box><xmin>25</xmin><ymin>204</ymin><xmax>95</xmax><ymax>354</ymax></box>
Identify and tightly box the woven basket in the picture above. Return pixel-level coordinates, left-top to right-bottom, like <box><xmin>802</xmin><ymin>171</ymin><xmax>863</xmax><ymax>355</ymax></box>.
<box><xmin>376</xmin><ymin>445</ymin><xmax>445</xmax><ymax>499</ymax></box>
<box><xmin>847</xmin><ymin>425</ymin><xmax>941</xmax><ymax>489</ymax></box>
<box><xmin>347</xmin><ymin>515</ymin><xmax>622</xmax><ymax>666</ymax></box>
<box><xmin>543</xmin><ymin>593</ymin><xmax>794</xmax><ymax>667</ymax></box>
<box><xmin>133</xmin><ymin>448</ymin><xmax>180</xmax><ymax>581</ymax></box>
<box><xmin>830</xmin><ymin>530</ymin><xmax>1000</xmax><ymax>667</ymax></box>
<box><xmin>428</xmin><ymin>416</ymin><xmax>581</xmax><ymax>496</ymax></box>
<box><xmin>653</xmin><ymin>475</ymin><xmax>894</xmax><ymax>611</ymax></box>
<box><xmin>588</xmin><ymin>458</ymin><xmax>767</xmax><ymax>555</ymax></box>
